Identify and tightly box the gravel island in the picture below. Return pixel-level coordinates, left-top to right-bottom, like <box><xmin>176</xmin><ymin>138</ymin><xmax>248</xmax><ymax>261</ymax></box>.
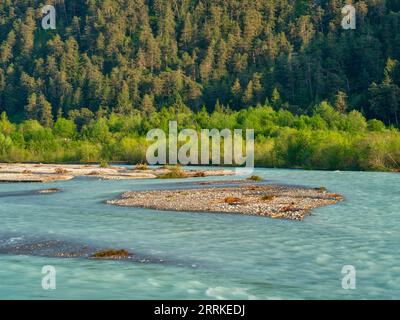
<box><xmin>0</xmin><ymin>163</ymin><xmax>234</xmax><ymax>182</ymax></box>
<box><xmin>108</xmin><ymin>184</ymin><xmax>343</xmax><ymax>220</ymax></box>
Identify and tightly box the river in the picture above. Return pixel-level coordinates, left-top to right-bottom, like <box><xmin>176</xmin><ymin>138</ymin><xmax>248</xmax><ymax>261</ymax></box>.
<box><xmin>0</xmin><ymin>168</ymin><xmax>399</xmax><ymax>299</ymax></box>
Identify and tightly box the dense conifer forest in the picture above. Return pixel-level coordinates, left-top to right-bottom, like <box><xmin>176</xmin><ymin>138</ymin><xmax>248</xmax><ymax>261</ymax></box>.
<box><xmin>0</xmin><ymin>1</ymin><xmax>399</xmax><ymax>170</ymax></box>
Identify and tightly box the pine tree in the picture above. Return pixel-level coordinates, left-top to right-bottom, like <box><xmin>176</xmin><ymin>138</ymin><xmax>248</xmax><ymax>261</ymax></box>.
<box><xmin>115</xmin><ymin>82</ymin><xmax>132</xmax><ymax>115</ymax></box>
<box><xmin>25</xmin><ymin>93</ymin><xmax>37</xmax><ymax>120</ymax></box>
<box><xmin>25</xmin><ymin>93</ymin><xmax>53</xmax><ymax>127</ymax></box>
<box><xmin>200</xmin><ymin>43</ymin><xmax>214</xmax><ymax>82</ymax></box>
<box><xmin>181</xmin><ymin>13</ymin><xmax>193</xmax><ymax>49</ymax></box>
<box><xmin>141</xmin><ymin>94</ymin><xmax>156</xmax><ymax>114</ymax></box>
<box><xmin>271</xmin><ymin>87</ymin><xmax>281</xmax><ymax>108</ymax></box>
<box><xmin>19</xmin><ymin>8</ymin><xmax>35</xmax><ymax>57</ymax></box>
<box><xmin>37</xmin><ymin>94</ymin><xmax>54</xmax><ymax>127</ymax></box>
<box><xmin>334</xmin><ymin>91</ymin><xmax>348</xmax><ymax>113</ymax></box>
<box><xmin>231</xmin><ymin>78</ymin><xmax>242</xmax><ymax>108</ymax></box>
<box><xmin>243</xmin><ymin>81</ymin><xmax>254</xmax><ymax>105</ymax></box>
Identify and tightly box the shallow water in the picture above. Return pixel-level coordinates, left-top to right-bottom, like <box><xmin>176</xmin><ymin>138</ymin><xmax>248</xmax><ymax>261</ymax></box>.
<box><xmin>0</xmin><ymin>168</ymin><xmax>399</xmax><ymax>299</ymax></box>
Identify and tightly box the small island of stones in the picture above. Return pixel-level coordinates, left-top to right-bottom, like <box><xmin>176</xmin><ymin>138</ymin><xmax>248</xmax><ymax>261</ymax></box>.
<box><xmin>0</xmin><ymin>163</ymin><xmax>234</xmax><ymax>182</ymax></box>
<box><xmin>108</xmin><ymin>184</ymin><xmax>343</xmax><ymax>220</ymax></box>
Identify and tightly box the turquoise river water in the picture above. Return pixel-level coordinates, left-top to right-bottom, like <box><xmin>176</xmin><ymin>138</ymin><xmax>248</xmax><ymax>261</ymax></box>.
<box><xmin>0</xmin><ymin>168</ymin><xmax>399</xmax><ymax>299</ymax></box>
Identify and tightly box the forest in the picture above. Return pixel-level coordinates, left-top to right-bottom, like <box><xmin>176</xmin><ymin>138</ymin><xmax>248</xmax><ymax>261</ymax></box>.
<box><xmin>0</xmin><ymin>0</ymin><xmax>399</xmax><ymax>170</ymax></box>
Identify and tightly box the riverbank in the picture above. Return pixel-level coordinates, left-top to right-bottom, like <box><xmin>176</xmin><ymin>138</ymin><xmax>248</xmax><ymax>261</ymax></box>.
<box><xmin>0</xmin><ymin>163</ymin><xmax>234</xmax><ymax>182</ymax></box>
<box><xmin>108</xmin><ymin>183</ymin><xmax>343</xmax><ymax>220</ymax></box>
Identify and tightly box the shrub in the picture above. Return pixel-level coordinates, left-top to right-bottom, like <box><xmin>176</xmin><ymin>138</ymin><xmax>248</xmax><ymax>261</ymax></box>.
<box><xmin>367</xmin><ymin>119</ymin><xmax>386</xmax><ymax>132</ymax></box>
<box><xmin>134</xmin><ymin>163</ymin><xmax>149</xmax><ymax>170</ymax></box>
<box><xmin>224</xmin><ymin>197</ymin><xmax>242</xmax><ymax>205</ymax></box>
<box><xmin>92</xmin><ymin>249</ymin><xmax>130</xmax><ymax>258</ymax></box>
<box><xmin>247</xmin><ymin>175</ymin><xmax>263</xmax><ymax>181</ymax></box>
<box><xmin>261</xmin><ymin>194</ymin><xmax>275</xmax><ymax>201</ymax></box>
<box><xmin>54</xmin><ymin>168</ymin><xmax>69</xmax><ymax>174</ymax></box>
<box><xmin>99</xmin><ymin>160</ymin><xmax>109</xmax><ymax>168</ymax></box>
<box><xmin>53</xmin><ymin>118</ymin><xmax>76</xmax><ymax>139</ymax></box>
<box><xmin>158</xmin><ymin>166</ymin><xmax>188</xmax><ymax>179</ymax></box>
